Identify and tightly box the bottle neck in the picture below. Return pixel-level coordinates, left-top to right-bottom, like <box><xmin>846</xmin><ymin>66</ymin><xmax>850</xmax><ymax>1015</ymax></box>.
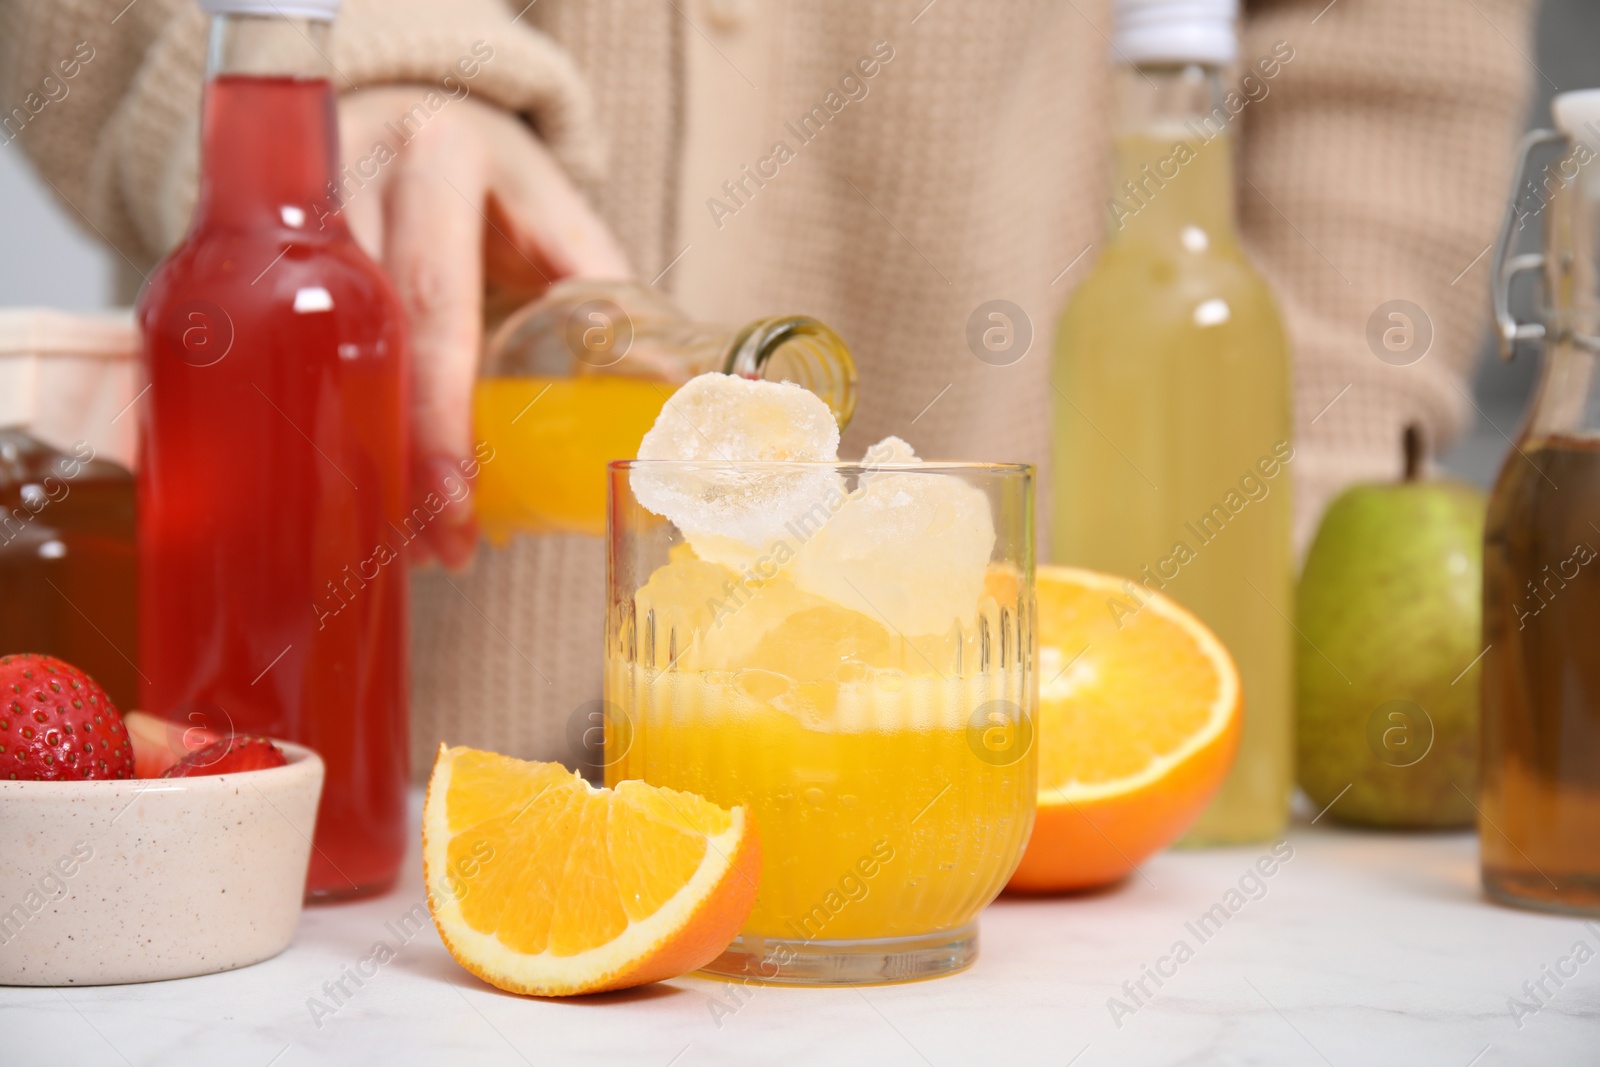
<box><xmin>722</xmin><ymin>317</ymin><xmax>858</xmax><ymax>431</ymax></box>
<box><xmin>1107</xmin><ymin>63</ymin><xmax>1238</xmax><ymax>245</ymax></box>
<box><xmin>481</xmin><ymin>278</ymin><xmax>859</xmax><ymax>432</ymax></box>
<box><xmin>193</xmin><ymin>13</ymin><xmax>341</xmax><ymax>232</ymax></box>
<box><xmin>1524</xmin><ymin>151</ymin><xmax>1600</xmax><ymax>440</ymax></box>
<box><xmin>1524</xmin><ymin>342</ymin><xmax>1600</xmax><ymax>442</ymax></box>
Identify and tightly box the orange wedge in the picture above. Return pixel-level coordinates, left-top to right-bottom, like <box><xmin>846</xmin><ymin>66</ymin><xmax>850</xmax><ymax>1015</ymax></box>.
<box><xmin>1008</xmin><ymin>566</ymin><xmax>1241</xmax><ymax>892</ymax></box>
<box><xmin>422</xmin><ymin>744</ymin><xmax>760</xmax><ymax>996</ymax></box>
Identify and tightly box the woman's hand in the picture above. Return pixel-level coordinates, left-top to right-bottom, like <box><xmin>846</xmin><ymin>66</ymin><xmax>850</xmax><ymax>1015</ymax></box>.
<box><xmin>337</xmin><ymin>86</ymin><xmax>632</xmax><ymax>569</ymax></box>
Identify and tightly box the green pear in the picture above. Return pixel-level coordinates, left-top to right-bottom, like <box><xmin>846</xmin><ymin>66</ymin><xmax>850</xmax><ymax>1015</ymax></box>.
<box><xmin>1296</xmin><ymin>428</ymin><xmax>1486</xmax><ymax>828</ymax></box>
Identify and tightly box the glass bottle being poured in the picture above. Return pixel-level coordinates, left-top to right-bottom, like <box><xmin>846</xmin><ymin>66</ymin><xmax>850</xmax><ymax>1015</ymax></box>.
<box><xmin>474</xmin><ymin>280</ymin><xmax>858</xmax><ymax>540</ymax></box>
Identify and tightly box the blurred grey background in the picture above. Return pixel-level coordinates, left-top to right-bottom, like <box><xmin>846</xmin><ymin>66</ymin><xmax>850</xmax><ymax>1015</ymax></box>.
<box><xmin>0</xmin><ymin>0</ymin><xmax>1592</xmax><ymax>487</ymax></box>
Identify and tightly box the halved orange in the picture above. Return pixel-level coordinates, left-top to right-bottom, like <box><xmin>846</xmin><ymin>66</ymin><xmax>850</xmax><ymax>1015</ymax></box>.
<box><xmin>422</xmin><ymin>744</ymin><xmax>760</xmax><ymax>996</ymax></box>
<box><xmin>1008</xmin><ymin>566</ymin><xmax>1241</xmax><ymax>892</ymax></box>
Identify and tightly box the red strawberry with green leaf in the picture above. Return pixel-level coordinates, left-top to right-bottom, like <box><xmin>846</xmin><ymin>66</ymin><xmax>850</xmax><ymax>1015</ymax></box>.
<box><xmin>0</xmin><ymin>653</ymin><xmax>133</xmax><ymax>781</ymax></box>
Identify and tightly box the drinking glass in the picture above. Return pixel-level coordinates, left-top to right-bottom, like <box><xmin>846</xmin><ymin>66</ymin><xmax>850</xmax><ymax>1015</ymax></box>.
<box><xmin>605</xmin><ymin>459</ymin><xmax>1036</xmax><ymax>983</ymax></box>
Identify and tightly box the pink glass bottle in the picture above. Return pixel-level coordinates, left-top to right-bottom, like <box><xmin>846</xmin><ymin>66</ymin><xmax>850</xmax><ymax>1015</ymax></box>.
<box><xmin>137</xmin><ymin>0</ymin><xmax>409</xmax><ymax>898</ymax></box>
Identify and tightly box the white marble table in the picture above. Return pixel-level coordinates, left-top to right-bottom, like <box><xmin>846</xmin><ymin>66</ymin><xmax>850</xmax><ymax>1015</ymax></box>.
<box><xmin>3</xmin><ymin>794</ymin><xmax>1596</xmax><ymax>1067</ymax></box>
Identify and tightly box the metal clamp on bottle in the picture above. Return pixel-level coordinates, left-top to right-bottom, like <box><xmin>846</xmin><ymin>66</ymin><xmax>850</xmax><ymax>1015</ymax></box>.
<box><xmin>1492</xmin><ymin>129</ymin><xmax>1565</xmax><ymax>361</ymax></box>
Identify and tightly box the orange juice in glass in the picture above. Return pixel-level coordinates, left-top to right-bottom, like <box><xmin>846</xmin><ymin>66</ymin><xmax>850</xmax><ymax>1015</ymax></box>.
<box><xmin>605</xmin><ymin>453</ymin><xmax>1036</xmax><ymax>983</ymax></box>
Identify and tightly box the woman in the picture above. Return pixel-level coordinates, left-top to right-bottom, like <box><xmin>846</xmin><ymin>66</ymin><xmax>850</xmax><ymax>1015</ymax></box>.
<box><xmin>0</xmin><ymin>0</ymin><xmax>1534</xmax><ymax>771</ymax></box>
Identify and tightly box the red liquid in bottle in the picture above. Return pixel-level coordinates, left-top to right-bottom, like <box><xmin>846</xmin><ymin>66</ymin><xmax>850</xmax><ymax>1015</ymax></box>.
<box><xmin>137</xmin><ymin>74</ymin><xmax>409</xmax><ymax>898</ymax></box>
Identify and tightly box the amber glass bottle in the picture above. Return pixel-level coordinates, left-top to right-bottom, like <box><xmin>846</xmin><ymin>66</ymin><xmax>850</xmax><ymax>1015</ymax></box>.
<box><xmin>1483</xmin><ymin>91</ymin><xmax>1600</xmax><ymax>915</ymax></box>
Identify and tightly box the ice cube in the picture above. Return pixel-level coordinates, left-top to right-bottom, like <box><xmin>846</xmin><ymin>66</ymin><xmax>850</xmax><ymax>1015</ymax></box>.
<box><xmin>790</xmin><ymin>443</ymin><xmax>996</xmax><ymax>637</ymax></box>
<box><xmin>631</xmin><ymin>373</ymin><xmax>843</xmax><ymax>547</ymax></box>
<box><xmin>680</xmin><ymin>530</ymin><xmax>770</xmax><ymax>572</ymax></box>
<box><xmin>632</xmin><ymin>551</ymin><xmax>814</xmax><ymax>671</ymax></box>
<box><xmin>862</xmin><ymin>435</ymin><xmax>918</xmax><ymax>472</ymax></box>
<box><xmin>747</xmin><ymin>601</ymin><xmax>897</xmax><ymax>679</ymax></box>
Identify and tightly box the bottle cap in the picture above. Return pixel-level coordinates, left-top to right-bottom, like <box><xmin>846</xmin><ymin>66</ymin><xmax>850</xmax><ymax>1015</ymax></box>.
<box><xmin>199</xmin><ymin>0</ymin><xmax>341</xmax><ymax>20</ymax></box>
<box><xmin>1113</xmin><ymin>0</ymin><xmax>1238</xmax><ymax>67</ymax></box>
<box><xmin>1553</xmin><ymin>88</ymin><xmax>1600</xmax><ymax>153</ymax></box>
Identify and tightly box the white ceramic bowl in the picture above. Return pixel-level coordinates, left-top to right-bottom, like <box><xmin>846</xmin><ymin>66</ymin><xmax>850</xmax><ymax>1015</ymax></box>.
<box><xmin>0</xmin><ymin>740</ymin><xmax>323</xmax><ymax>985</ymax></box>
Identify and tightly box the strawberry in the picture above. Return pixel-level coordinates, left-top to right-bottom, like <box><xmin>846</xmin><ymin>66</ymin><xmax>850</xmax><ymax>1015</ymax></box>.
<box><xmin>162</xmin><ymin>734</ymin><xmax>288</xmax><ymax>778</ymax></box>
<box><xmin>0</xmin><ymin>653</ymin><xmax>133</xmax><ymax>781</ymax></box>
<box><xmin>125</xmin><ymin>710</ymin><xmax>222</xmax><ymax>779</ymax></box>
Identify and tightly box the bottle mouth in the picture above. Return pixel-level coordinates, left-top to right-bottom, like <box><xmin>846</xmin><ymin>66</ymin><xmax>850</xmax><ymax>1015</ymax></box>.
<box><xmin>723</xmin><ymin>316</ymin><xmax>859</xmax><ymax>432</ymax></box>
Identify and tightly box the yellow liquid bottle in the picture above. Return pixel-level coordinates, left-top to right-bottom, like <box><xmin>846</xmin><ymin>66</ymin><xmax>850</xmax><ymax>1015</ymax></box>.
<box><xmin>1052</xmin><ymin>61</ymin><xmax>1294</xmax><ymax>843</ymax></box>
<box><xmin>474</xmin><ymin>280</ymin><xmax>858</xmax><ymax>539</ymax></box>
<box><xmin>474</xmin><ymin>375</ymin><xmax>669</xmax><ymax>540</ymax></box>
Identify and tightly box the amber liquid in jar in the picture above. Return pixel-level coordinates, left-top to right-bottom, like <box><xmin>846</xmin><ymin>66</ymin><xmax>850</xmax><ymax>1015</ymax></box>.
<box><xmin>0</xmin><ymin>430</ymin><xmax>138</xmax><ymax>713</ymax></box>
<box><xmin>1481</xmin><ymin>435</ymin><xmax>1600</xmax><ymax>914</ymax></box>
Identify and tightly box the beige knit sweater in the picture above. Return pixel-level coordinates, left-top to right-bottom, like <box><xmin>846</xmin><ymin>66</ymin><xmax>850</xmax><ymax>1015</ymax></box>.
<box><xmin>1</xmin><ymin>0</ymin><xmax>1535</xmax><ymax>775</ymax></box>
